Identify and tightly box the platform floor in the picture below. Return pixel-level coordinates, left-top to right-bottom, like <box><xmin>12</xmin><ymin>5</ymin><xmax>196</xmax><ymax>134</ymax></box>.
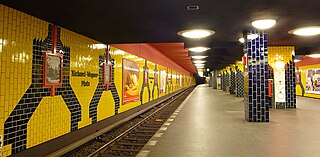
<box><xmin>138</xmin><ymin>84</ymin><xmax>320</xmax><ymax>157</ymax></box>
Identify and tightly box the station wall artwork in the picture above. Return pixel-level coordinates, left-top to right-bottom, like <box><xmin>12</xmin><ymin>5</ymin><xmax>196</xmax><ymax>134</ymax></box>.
<box><xmin>122</xmin><ymin>59</ymin><xmax>140</xmax><ymax>104</ymax></box>
<box><xmin>306</xmin><ymin>69</ymin><xmax>320</xmax><ymax>94</ymax></box>
<box><xmin>0</xmin><ymin>5</ymin><xmax>195</xmax><ymax>157</ymax></box>
<box><xmin>160</xmin><ymin>70</ymin><xmax>167</xmax><ymax>93</ymax></box>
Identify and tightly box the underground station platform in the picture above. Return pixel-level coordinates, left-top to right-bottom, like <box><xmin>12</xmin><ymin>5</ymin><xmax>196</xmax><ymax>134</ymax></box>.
<box><xmin>1</xmin><ymin>1</ymin><xmax>320</xmax><ymax>157</ymax></box>
<box><xmin>138</xmin><ymin>85</ymin><xmax>320</xmax><ymax>157</ymax></box>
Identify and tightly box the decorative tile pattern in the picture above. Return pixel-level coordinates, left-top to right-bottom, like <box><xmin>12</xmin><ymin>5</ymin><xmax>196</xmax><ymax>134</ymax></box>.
<box><xmin>152</xmin><ymin>65</ymin><xmax>159</xmax><ymax>100</ymax></box>
<box><xmin>140</xmin><ymin>60</ymin><xmax>151</xmax><ymax>105</ymax></box>
<box><xmin>89</xmin><ymin>53</ymin><xmax>120</xmax><ymax>123</ymax></box>
<box><xmin>222</xmin><ymin>73</ymin><xmax>226</xmax><ymax>91</ymax></box>
<box><xmin>285</xmin><ymin>57</ymin><xmax>296</xmax><ymax>108</ymax></box>
<box><xmin>212</xmin><ymin>70</ymin><xmax>218</xmax><ymax>89</ymax></box>
<box><xmin>230</xmin><ymin>69</ymin><xmax>235</xmax><ymax>94</ymax></box>
<box><xmin>235</xmin><ymin>68</ymin><xmax>244</xmax><ymax>97</ymax></box>
<box><xmin>3</xmin><ymin>25</ymin><xmax>82</xmax><ymax>154</ymax></box>
<box><xmin>225</xmin><ymin>71</ymin><xmax>229</xmax><ymax>92</ymax></box>
<box><xmin>243</xmin><ymin>30</ymin><xmax>269</xmax><ymax>122</ymax></box>
<box><xmin>0</xmin><ymin>5</ymin><xmax>196</xmax><ymax>157</ymax></box>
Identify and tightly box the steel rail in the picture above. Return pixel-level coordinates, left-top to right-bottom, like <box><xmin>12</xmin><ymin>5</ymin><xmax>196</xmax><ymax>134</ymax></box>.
<box><xmin>87</xmin><ymin>89</ymin><xmax>189</xmax><ymax>157</ymax></box>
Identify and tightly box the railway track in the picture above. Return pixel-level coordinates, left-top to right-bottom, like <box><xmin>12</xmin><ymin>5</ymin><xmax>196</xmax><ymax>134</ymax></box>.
<box><xmin>66</xmin><ymin>88</ymin><xmax>193</xmax><ymax>157</ymax></box>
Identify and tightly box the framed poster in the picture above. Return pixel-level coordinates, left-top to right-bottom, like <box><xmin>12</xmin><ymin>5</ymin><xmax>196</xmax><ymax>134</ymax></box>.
<box><xmin>306</xmin><ymin>69</ymin><xmax>320</xmax><ymax>94</ymax></box>
<box><xmin>43</xmin><ymin>52</ymin><xmax>63</xmax><ymax>87</ymax></box>
<box><xmin>274</xmin><ymin>70</ymin><xmax>286</xmax><ymax>102</ymax></box>
<box><xmin>295</xmin><ymin>72</ymin><xmax>300</xmax><ymax>84</ymax></box>
<box><xmin>154</xmin><ymin>70</ymin><xmax>158</xmax><ymax>85</ymax></box>
<box><xmin>144</xmin><ymin>67</ymin><xmax>148</xmax><ymax>84</ymax></box>
<box><xmin>160</xmin><ymin>70</ymin><xmax>166</xmax><ymax>93</ymax></box>
<box><xmin>123</xmin><ymin>59</ymin><xmax>140</xmax><ymax>104</ymax></box>
<box><xmin>103</xmin><ymin>63</ymin><xmax>112</xmax><ymax>88</ymax></box>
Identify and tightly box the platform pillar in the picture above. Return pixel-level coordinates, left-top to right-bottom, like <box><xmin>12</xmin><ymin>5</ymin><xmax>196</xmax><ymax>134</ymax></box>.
<box><xmin>268</xmin><ymin>46</ymin><xmax>296</xmax><ymax>109</ymax></box>
<box><xmin>230</xmin><ymin>67</ymin><xmax>236</xmax><ymax>94</ymax></box>
<box><xmin>212</xmin><ymin>70</ymin><xmax>218</xmax><ymax>89</ymax></box>
<box><xmin>235</xmin><ymin>66</ymin><xmax>244</xmax><ymax>97</ymax></box>
<box><xmin>243</xmin><ymin>30</ymin><xmax>269</xmax><ymax>122</ymax></box>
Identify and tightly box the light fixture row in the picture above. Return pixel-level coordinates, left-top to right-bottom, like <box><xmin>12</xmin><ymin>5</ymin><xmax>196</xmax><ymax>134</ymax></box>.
<box><xmin>238</xmin><ymin>19</ymin><xmax>320</xmax><ymax>43</ymax></box>
<box><xmin>178</xmin><ymin>19</ymin><xmax>320</xmax><ymax>73</ymax></box>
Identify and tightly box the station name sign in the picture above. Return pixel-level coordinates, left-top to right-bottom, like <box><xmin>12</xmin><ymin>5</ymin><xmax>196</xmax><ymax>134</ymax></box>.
<box><xmin>71</xmin><ymin>70</ymin><xmax>99</xmax><ymax>86</ymax></box>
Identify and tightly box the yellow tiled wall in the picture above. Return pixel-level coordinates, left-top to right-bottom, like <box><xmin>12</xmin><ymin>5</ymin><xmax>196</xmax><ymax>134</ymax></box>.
<box><xmin>0</xmin><ymin>5</ymin><xmax>49</xmax><ymax>156</ymax></box>
<box><xmin>235</xmin><ymin>61</ymin><xmax>244</xmax><ymax>72</ymax></box>
<box><xmin>0</xmin><ymin>4</ymin><xmax>195</xmax><ymax>157</ymax></box>
<box><xmin>268</xmin><ymin>46</ymin><xmax>294</xmax><ymax>69</ymax></box>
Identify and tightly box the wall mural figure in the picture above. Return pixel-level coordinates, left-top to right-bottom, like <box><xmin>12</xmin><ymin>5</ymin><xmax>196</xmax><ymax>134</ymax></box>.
<box><xmin>140</xmin><ymin>60</ymin><xmax>151</xmax><ymax>104</ymax></box>
<box><xmin>152</xmin><ymin>64</ymin><xmax>160</xmax><ymax>100</ymax></box>
<box><xmin>108</xmin><ymin>57</ymin><xmax>120</xmax><ymax>114</ymax></box>
<box><xmin>89</xmin><ymin>48</ymin><xmax>120</xmax><ymax>123</ymax></box>
<box><xmin>166</xmin><ymin>69</ymin><xmax>171</xmax><ymax>94</ymax></box>
<box><xmin>3</xmin><ymin>24</ymin><xmax>82</xmax><ymax>154</ymax></box>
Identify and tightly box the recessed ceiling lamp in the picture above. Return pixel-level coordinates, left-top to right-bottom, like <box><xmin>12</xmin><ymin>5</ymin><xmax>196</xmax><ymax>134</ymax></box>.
<box><xmin>193</xmin><ymin>60</ymin><xmax>206</xmax><ymax>64</ymax></box>
<box><xmin>177</xmin><ymin>29</ymin><xmax>215</xmax><ymax>39</ymax></box>
<box><xmin>239</xmin><ymin>38</ymin><xmax>245</xmax><ymax>43</ymax></box>
<box><xmin>206</xmin><ymin>68</ymin><xmax>210</xmax><ymax>72</ymax></box>
<box><xmin>251</xmin><ymin>19</ymin><xmax>276</xmax><ymax>29</ymax></box>
<box><xmin>198</xmin><ymin>71</ymin><xmax>204</xmax><ymax>77</ymax></box>
<box><xmin>92</xmin><ymin>44</ymin><xmax>107</xmax><ymax>49</ymax></box>
<box><xmin>196</xmin><ymin>65</ymin><xmax>205</xmax><ymax>68</ymax></box>
<box><xmin>294</xmin><ymin>59</ymin><xmax>301</xmax><ymax>63</ymax></box>
<box><xmin>307</xmin><ymin>54</ymin><xmax>320</xmax><ymax>58</ymax></box>
<box><xmin>195</xmin><ymin>63</ymin><xmax>205</xmax><ymax>67</ymax></box>
<box><xmin>288</xmin><ymin>26</ymin><xmax>320</xmax><ymax>36</ymax></box>
<box><xmin>187</xmin><ymin>46</ymin><xmax>211</xmax><ymax>52</ymax></box>
<box><xmin>191</xmin><ymin>56</ymin><xmax>208</xmax><ymax>59</ymax></box>
<box><xmin>247</xmin><ymin>33</ymin><xmax>259</xmax><ymax>40</ymax></box>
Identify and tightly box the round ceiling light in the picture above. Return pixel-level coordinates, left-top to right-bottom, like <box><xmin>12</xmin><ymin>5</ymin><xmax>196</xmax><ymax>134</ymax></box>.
<box><xmin>191</xmin><ymin>56</ymin><xmax>208</xmax><ymax>59</ymax></box>
<box><xmin>195</xmin><ymin>63</ymin><xmax>205</xmax><ymax>67</ymax></box>
<box><xmin>307</xmin><ymin>54</ymin><xmax>320</xmax><ymax>58</ymax></box>
<box><xmin>247</xmin><ymin>33</ymin><xmax>259</xmax><ymax>40</ymax></box>
<box><xmin>239</xmin><ymin>38</ymin><xmax>245</xmax><ymax>43</ymax></box>
<box><xmin>187</xmin><ymin>46</ymin><xmax>211</xmax><ymax>52</ymax></box>
<box><xmin>177</xmin><ymin>29</ymin><xmax>215</xmax><ymax>39</ymax></box>
<box><xmin>288</xmin><ymin>26</ymin><xmax>320</xmax><ymax>36</ymax></box>
<box><xmin>193</xmin><ymin>60</ymin><xmax>206</xmax><ymax>64</ymax></box>
<box><xmin>294</xmin><ymin>59</ymin><xmax>301</xmax><ymax>63</ymax></box>
<box><xmin>251</xmin><ymin>19</ymin><xmax>276</xmax><ymax>29</ymax></box>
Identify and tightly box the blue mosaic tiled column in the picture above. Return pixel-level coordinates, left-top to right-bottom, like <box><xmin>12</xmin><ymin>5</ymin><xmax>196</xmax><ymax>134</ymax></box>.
<box><xmin>225</xmin><ymin>71</ymin><xmax>229</xmax><ymax>92</ymax></box>
<box><xmin>285</xmin><ymin>57</ymin><xmax>296</xmax><ymax>108</ymax></box>
<box><xmin>230</xmin><ymin>69</ymin><xmax>236</xmax><ymax>94</ymax></box>
<box><xmin>209</xmin><ymin>74</ymin><xmax>213</xmax><ymax>87</ymax></box>
<box><xmin>235</xmin><ymin>68</ymin><xmax>244</xmax><ymax>97</ymax></box>
<box><xmin>243</xmin><ymin>30</ymin><xmax>269</xmax><ymax>122</ymax></box>
<box><xmin>222</xmin><ymin>73</ymin><xmax>226</xmax><ymax>91</ymax></box>
<box><xmin>213</xmin><ymin>70</ymin><xmax>218</xmax><ymax>89</ymax></box>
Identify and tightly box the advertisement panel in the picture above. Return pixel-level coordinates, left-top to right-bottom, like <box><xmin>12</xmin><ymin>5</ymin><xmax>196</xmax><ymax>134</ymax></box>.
<box><xmin>306</xmin><ymin>69</ymin><xmax>320</xmax><ymax>94</ymax></box>
<box><xmin>274</xmin><ymin>69</ymin><xmax>286</xmax><ymax>102</ymax></box>
<box><xmin>123</xmin><ymin>59</ymin><xmax>140</xmax><ymax>104</ymax></box>
<box><xmin>160</xmin><ymin>70</ymin><xmax>166</xmax><ymax>93</ymax></box>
